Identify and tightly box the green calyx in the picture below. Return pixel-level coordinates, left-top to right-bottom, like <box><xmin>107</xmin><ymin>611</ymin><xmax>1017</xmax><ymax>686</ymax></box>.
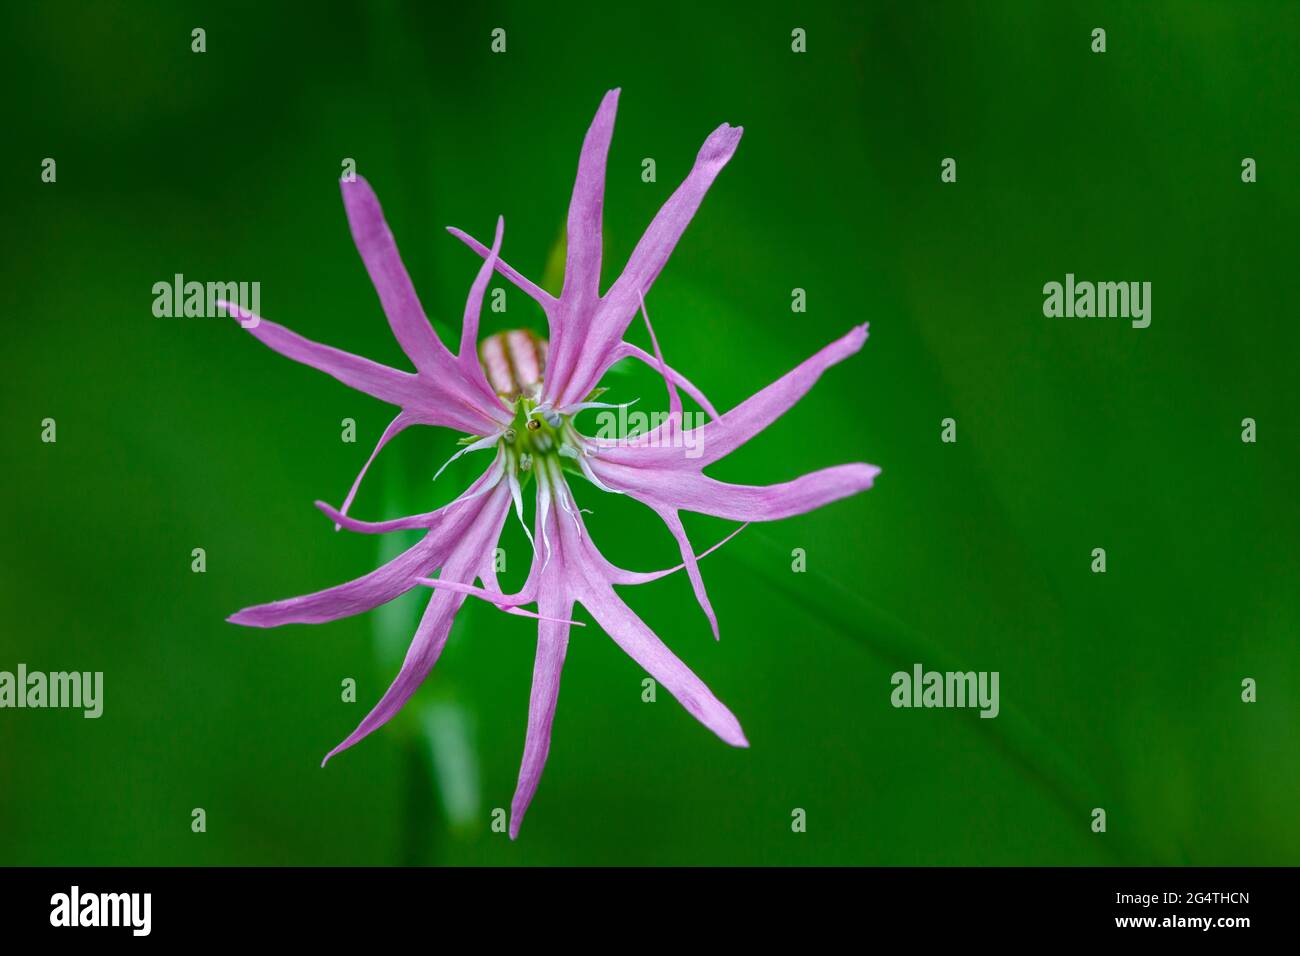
<box><xmin>456</xmin><ymin>395</ymin><xmax>596</xmax><ymax>485</ymax></box>
<box><xmin>502</xmin><ymin>397</ymin><xmax>562</xmax><ymax>463</ymax></box>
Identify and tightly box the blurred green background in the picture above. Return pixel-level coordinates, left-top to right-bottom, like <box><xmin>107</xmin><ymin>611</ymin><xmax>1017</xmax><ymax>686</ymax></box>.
<box><xmin>2</xmin><ymin>0</ymin><xmax>1296</xmax><ymax>866</ymax></box>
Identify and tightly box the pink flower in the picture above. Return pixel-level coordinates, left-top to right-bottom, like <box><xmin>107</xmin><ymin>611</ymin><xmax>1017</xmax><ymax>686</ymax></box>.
<box><xmin>223</xmin><ymin>89</ymin><xmax>878</xmax><ymax>838</ymax></box>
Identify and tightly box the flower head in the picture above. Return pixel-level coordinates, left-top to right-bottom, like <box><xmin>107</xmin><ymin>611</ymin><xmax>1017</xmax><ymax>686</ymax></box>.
<box><xmin>223</xmin><ymin>89</ymin><xmax>878</xmax><ymax>838</ymax></box>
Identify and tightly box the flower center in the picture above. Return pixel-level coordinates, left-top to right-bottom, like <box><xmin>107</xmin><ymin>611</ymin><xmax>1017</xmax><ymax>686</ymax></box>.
<box><xmin>479</xmin><ymin>328</ymin><xmax>548</xmax><ymax>401</ymax></box>
<box><xmin>502</xmin><ymin>398</ymin><xmax>563</xmax><ymax>465</ymax></box>
<box><xmin>473</xmin><ymin>330</ymin><xmax>599</xmax><ymax>491</ymax></box>
<box><xmin>479</xmin><ymin>329</ymin><xmax>576</xmax><ymax>467</ymax></box>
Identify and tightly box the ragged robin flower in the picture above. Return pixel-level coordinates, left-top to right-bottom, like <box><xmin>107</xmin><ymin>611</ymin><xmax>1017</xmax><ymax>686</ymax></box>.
<box><xmin>221</xmin><ymin>88</ymin><xmax>878</xmax><ymax>838</ymax></box>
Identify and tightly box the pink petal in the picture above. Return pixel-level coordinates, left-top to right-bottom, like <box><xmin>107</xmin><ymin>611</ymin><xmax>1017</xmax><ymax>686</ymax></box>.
<box><xmin>693</xmin><ymin>323</ymin><xmax>868</xmax><ymax>467</ymax></box>
<box><xmin>542</xmin><ymin>89</ymin><xmax>620</xmax><ymax>401</ymax></box>
<box><xmin>562</xmin><ymin>88</ymin><xmax>619</xmax><ymax>306</ymax></box>
<box><xmin>542</xmin><ymin>498</ymin><xmax>746</xmax><ymax>746</ymax></box>
<box><xmin>414</xmin><ymin>576</ymin><xmax>533</xmax><ymax>606</ymax></box>
<box><xmin>334</xmin><ymin>410</ymin><xmax>414</xmax><ymax>527</ymax></box>
<box><xmin>592</xmin><ymin>460</ymin><xmax>880</xmax><ymax>523</ymax></box>
<box><xmin>595</xmin><ymin>323</ymin><xmax>869</xmax><ymax>469</ymax></box>
<box><xmin>322</xmin><ymin>483</ymin><xmax>512</xmax><ymax>763</ymax></box>
<box><xmin>606</xmin><ymin>522</ymin><xmax>749</xmax><ymax>586</ymax></box>
<box><xmin>579</xmin><ymin>576</ymin><xmax>748</xmax><ymax>748</ymax></box>
<box><xmin>604</xmin><ymin>342</ymin><xmax>721</xmax><ymax>421</ymax></box>
<box><xmin>315</xmin><ymin>449</ymin><xmax>507</xmax><ymax>534</ymax></box>
<box><xmin>340</xmin><ymin>176</ymin><xmax>453</xmax><ymax>373</ymax></box>
<box><xmin>446</xmin><ymin>226</ymin><xmax>556</xmax><ymax>312</ymax></box>
<box><xmin>558</xmin><ymin>123</ymin><xmax>743</xmax><ymax>407</ymax></box>
<box><xmin>222</xmin><ymin>302</ymin><xmax>421</xmax><ymax>405</ymax></box>
<box><xmin>636</xmin><ymin>289</ymin><xmax>682</xmax><ymax>420</ymax></box>
<box><xmin>508</xmin><ymin>595</ymin><xmax>574</xmax><ymax>839</ymax></box>
<box><xmin>219</xmin><ymin>301</ymin><xmax>495</xmax><ymax>435</ymax></box>
<box><xmin>652</xmin><ymin>506</ymin><xmax>719</xmax><ymax>640</ymax></box>
<box><xmin>456</xmin><ymin>216</ymin><xmax>512</xmax><ymax>410</ymax></box>
<box><xmin>232</xmin><ymin>476</ymin><xmax>509</xmax><ymax>627</ymax></box>
<box><xmin>227</xmin><ymin>533</ymin><xmax>442</xmax><ymax>628</ymax></box>
<box><xmin>416</xmin><ymin>520</ymin><xmax>747</xmax><ymax>597</ymax></box>
<box><xmin>321</xmin><ymin>585</ymin><xmax>466</xmax><ymax>765</ymax></box>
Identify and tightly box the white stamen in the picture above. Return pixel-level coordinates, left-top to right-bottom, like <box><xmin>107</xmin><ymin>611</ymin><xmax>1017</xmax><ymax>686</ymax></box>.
<box><xmin>434</xmin><ymin>430</ymin><xmax>501</xmax><ymax>482</ymax></box>
<box><xmin>552</xmin><ymin>461</ymin><xmax>583</xmax><ymax>540</ymax></box>
<box><xmin>563</xmin><ymin>397</ymin><xmax>640</xmax><ymax>414</ymax></box>
<box><xmin>575</xmin><ymin>452</ymin><xmax>623</xmax><ymax>495</ymax></box>
<box><xmin>535</xmin><ymin>455</ymin><xmax>553</xmax><ymax>567</ymax></box>
<box><xmin>505</xmin><ymin>450</ymin><xmax>537</xmax><ymax>555</ymax></box>
<box><xmin>438</xmin><ymin>447</ymin><xmax>506</xmax><ymax>515</ymax></box>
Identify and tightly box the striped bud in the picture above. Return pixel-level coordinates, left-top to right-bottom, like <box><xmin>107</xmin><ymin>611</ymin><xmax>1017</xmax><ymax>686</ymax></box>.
<box><xmin>478</xmin><ymin>329</ymin><xmax>548</xmax><ymax>400</ymax></box>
